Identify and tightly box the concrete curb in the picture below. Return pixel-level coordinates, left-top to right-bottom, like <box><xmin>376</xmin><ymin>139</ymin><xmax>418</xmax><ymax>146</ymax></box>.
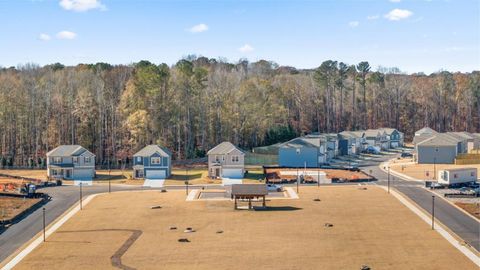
<box><xmin>376</xmin><ymin>185</ymin><xmax>480</xmax><ymax>266</ymax></box>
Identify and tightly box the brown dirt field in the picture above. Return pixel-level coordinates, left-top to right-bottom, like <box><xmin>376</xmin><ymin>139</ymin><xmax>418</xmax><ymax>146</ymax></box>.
<box><xmin>13</xmin><ymin>186</ymin><xmax>477</xmax><ymax>270</ymax></box>
<box><xmin>0</xmin><ymin>170</ymin><xmax>47</xmax><ymax>181</ymax></box>
<box><xmin>0</xmin><ymin>197</ymin><xmax>41</xmax><ymax>220</ymax></box>
<box><xmin>266</xmin><ymin>168</ymin><xmax>372</xmax><ymax>182</ymax></box>
<box><xmin>389</xmin><ymin>162</ymin><xmax>480</xmax><ymax>181</ymax></box>
<box><xmin>455</xmin><ymin>202</ymin><xmax>480</xmax><ymax>219</ymax></box>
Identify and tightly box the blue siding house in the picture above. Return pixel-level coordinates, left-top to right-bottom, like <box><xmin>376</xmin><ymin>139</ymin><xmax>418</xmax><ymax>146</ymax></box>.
<box><xmin>133</xmin><ymin>145</ymin><xmax>172</xmax><ymax>179</ymax></box>
<box><xmin>278</xmin><ymin>137</ymin><xmax>326</xmax><ymax>167</ymax></box>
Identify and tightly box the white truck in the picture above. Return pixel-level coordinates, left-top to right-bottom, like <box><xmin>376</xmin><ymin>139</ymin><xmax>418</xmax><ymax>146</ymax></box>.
<box><xmin>437</xmin><ymin>168</ymin><xmax>477</xmax><ymax>187</ymax></box>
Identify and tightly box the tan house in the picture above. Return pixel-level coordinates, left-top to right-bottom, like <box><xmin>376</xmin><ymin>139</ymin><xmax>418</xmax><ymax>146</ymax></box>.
<box><xmin>207</xmin><ymin>142</ymin><xmax>245</xmax><ymax>179</ymax></box>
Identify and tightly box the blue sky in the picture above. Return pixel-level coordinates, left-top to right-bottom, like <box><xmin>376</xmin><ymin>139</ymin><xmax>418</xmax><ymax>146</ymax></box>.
<box><xmin>1</xmin><ymin>0</ymin><xmax>478</xmax><ymax>73</ymax></box>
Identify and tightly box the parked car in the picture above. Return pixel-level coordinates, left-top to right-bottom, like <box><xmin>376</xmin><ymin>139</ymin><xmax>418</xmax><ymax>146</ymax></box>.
<box><xmin>267</xmin><ymin>184</ymin><xmax>283</xmax><ymax>192</ymax></box>
<box><xmin>401</xmin><ymin>152</ymin><xmax>413</xmax><ymax>158</ymax></box>
<box><xmin>363</xmin><ymin>146</ymin><xmax>380</xmax><ymax>154</ymax></box>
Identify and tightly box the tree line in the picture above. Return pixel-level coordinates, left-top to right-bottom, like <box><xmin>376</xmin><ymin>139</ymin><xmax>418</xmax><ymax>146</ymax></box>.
<box><xmin>0</xmin><ymin>57</ymin><xmax>478</xmax><ymax>167</ymax></box>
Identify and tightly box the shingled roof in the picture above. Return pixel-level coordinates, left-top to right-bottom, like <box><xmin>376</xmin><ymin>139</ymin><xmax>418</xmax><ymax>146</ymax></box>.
<box><xmin>133</xmin><ymin>145</ymin><xmax>171</xmax><ymax>157</ymax></box>
<box><xmin>279</xmin><ymin>137</ymin><xmax>323</xmax><ymax>148</ymax></box>
<box><xmin>231</xmin><ymin>184</ymin><xmax>268</xmax><ymax>196</ymax></box>
<box><xmin>47</xmin><ymin>145</ymin><xmax>94</xmax><ymax>157</ymax></box>
<box><xmin>417</xmin><ymin>134</ymin><xmax>462</xmax><ymax>147</ymax></box>
<box><xmin>207</xmin><ymin>142</ymin><xmax>244</xmax><ymax>155</ymax></box>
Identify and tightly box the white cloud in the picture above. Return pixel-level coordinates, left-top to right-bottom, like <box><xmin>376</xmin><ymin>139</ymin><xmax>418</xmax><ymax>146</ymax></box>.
<box><xmin>239</xmin><ymin>44</ymin><xmax>254</xmax><ymax>53</ymax></box>
<box><xmin>367</xmin><ymin>15</ymin><xmax>380</xmax><ymax>20</ymax></box>
<box><xmin>384</xmin><ymin>9</ymin><xmax>413</xmax><ymax>21</ymax></box>
<box><xmin>348</xmin><ymin>21</ymin><xmax>359</xmax><ymax>27</ymax></box>
<box><xmin>38</xmin><ymin>33</ymin><xmax>51</xmax><ymax>41</ymax></box>
<box><xmin>389</xmin><ymin>0</ymin><xmax>402</xmax><ymax>2</ymax></box>
<box><xmin>56</xmin><ymin>31</ymin><xmax>77</xmax><ymax>40</ymax></box>
<box><xmin>188</xmin><ymin>23</ymin><xmax>208</xmax><ymax>33</ymax></box>
<box><xmin>59</xmin><ymin>0</ymin><xmax>106</xmax><ymax>12</ymax></box>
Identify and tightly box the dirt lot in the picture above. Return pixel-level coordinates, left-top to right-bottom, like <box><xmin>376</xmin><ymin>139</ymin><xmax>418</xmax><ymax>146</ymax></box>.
<box><xmin>389</xmin><ymin>162</ymin><xmax>480</xmax><ymax>181</ymax></box>
<box><xmin>12</xmin><ymin>186</ymin><xmax>476</xmax><ymax>270</ymax></box>
<box><xmin>455</xmin><ymin>202</ymin><xmax>480</xmax><ymax>219</ymax></box>
<box><xmin>265</xmin><ymin>168</ymin><xmax>372</xmax><ymax>182</ymax></box>
<box><xmin>0</xmin><ymin>197</ymin><xmax>41</xmax><ymax>221</ymax></box>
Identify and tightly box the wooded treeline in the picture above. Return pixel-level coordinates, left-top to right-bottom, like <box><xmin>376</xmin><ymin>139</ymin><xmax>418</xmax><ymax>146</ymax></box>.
<box><xmin>0</xmin><ymin>57</ymin><xmax>479</xmax><ymax>166</ymax></box>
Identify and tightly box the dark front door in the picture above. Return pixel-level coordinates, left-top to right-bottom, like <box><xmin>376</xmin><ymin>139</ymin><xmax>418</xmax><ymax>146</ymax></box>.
<box><xmin>215</xmin><ymin>168</ymin><xmax>220</xmax><ymax>177</ymax></box>
<box><xmin>65</xmin><ymin>169</ymin><xmax>71</xmax><ymax>179</ymax></box>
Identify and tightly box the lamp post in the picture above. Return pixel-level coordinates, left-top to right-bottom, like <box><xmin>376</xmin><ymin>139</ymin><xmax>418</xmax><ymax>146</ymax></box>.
<box><xmin>432</xmin><ymin>195</ymin><xmax>435</xmax><ymax>230</ymax></box>
<box><xmin>108</xmin><ymin>179</ymin><xmax>111</xmax><ymax>193</ymax></box>
<box><xmin>433</xmin><ymin>147</ymin><xmax>438</xmax><ymax>180</ymax></box>
<box><xmin>185</xmin><ymin>167</ymin><xmax>189</xmax><ymax>196</ymax></box>
<box><xmin>42</xmin><ymin>208</ymin><xmax>46</xmax><ymax>242</ymax></box>
<box><xmin>296</xmin><ymin>167</ymin><xmax>299</xmax><ymax>193</ymax></box>
<box><xmin>387</xmin><ymin>166</ymin><xmax>390</xmax><ymax>194</ymax></box>
<box><xmin>79</xmin><ymin>182</ymin><xmax>83</xmax><ymax>210</ymax></box>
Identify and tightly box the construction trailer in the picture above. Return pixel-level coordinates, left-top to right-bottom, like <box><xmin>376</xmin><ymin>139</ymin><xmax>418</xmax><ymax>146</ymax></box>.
<box><xmin>437</xmin><ymin>168</ymin><xmax>477</xmax><ymax>186</ymax></box>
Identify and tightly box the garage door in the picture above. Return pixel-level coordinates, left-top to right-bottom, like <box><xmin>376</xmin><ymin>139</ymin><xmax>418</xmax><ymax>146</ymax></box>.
<box><xmin>74</xmin><ymin>169</ymin><xmax>94</xmax><ymax>180</ymax></box>
<box><xmin>146</xmin><ymin>170</ymin><xmax>166</xmax><ymax>179</ymax></box>
<box><xmin>391</xmin><ymin>142</ymin><xmax>399</xmax><ymax>148</ymax></box>
<box><xmin>222</xmin><ymin>168</ymin><xmax>243</xmax><ymax>179</ymax></box>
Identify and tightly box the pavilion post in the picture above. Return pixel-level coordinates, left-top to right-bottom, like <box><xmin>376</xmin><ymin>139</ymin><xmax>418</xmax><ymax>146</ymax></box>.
<box><xmin>262</xmin><ymin>195</ymin><xmax>266</xmax><ymax>207</ymax></box>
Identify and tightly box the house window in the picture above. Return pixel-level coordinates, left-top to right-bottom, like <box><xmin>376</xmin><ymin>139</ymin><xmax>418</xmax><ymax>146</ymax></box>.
<box><xmin>471</xmin><ymin>172</ymin><xmax>475</xmax><ymax>177</ymax></box>
<box><xmin>151</xmin><ymin>157</ymin><xmax>161</xmax><ymax>165</ymax></box>
<box><xmin>215</xmin><ymin>156</ymin><xmax>220</xmax><ymax>162</ymax></box>
<box><xmin>137</xmin><ymin>157</ymin><xmax>142</xmax><ymax>162</ymax></box>
<box><xmin>72</xmin><ymin>157</ymin><xmax>78</xmax><ymax>164</ymax></box>
<box><xmin>85</xmin><ymin>157</ymin><xmax>91</xmax><ymax>163</ymax></box>
<box><xmin>231</xmin><ymin>156</ymin><xmax>239</xmax><ymax>162</ymax></box>
<box><xmin>53</xmin><ymin>157</ymin><xmax>62</xmax><ymax>163</ymax></box>
<box><xmin>454</xmin><ymin>174</ymin><xmax>458</xmax><ymax>178</ymax></box>
<box><xmin>52</xmin><ymin>169</ymin><xmax>58</xmax><ymax>176</ymax></box>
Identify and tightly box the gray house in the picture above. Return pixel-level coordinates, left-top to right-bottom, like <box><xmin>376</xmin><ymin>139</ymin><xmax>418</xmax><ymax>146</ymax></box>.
<box><xmin>278</xmin><ymin>137</ymin><xmax>326</xmax><ymax>167</ymax></box>
<box><xmin>133</xmin><ymin>145</ymin><xmax>172</xmax><ymax>179</ymax></box>
<box><xmin>207</xmin><ymin>142</ymin><xmax>245</xmax><ymax>179</ymax></box>
<box><xmin>364</xmin><ymin>129</ymin><xmax>389</xmax><ymax>150</ymax></box>
<box><xmin>339</xmin><ymin>131</ymin><xmax>366</xmax><ymax>155</ymax></box>
<box><xmin>379</xmin><ymin>128</ymin><xmax>404</xmax><ymax>148</ymax></box>
<box><xmin>415</xmin><ymin>134</ymin><xmax>462</xmax><ymax>164</ymax></box>
<box><xmin>46</xmin><ymin>145</ymin><xmax>95</xmax><ymax>180</ymax></box>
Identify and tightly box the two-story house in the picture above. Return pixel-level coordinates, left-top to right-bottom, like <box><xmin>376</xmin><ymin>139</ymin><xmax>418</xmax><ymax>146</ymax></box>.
<box><xmin>207</xmin><ymin>142</ymin><xmax>245</xmax><ymax>179</ymax></box>
<box><xmin>46</xmin><ymin>145</ymin><xmax>95</xmax><ymax>180</ymax></box>
<box><xmin>364</xmin><ymin>129</ymin><xmax>389</xmax><ymax>150</ymax></box>
<box><xmin>278</xmin><ymin>136</ymin><xmax>327</xmax><ymax>167</ymax></box>
<box><xmin>133</xmin><ymin>145</ymin><xmax>172</xmax><ymax>179</ymax></box>
<box><xmin>379</xmin><ymin>128</ymin><xmax>404</xmax><ymax>148</ymax></box>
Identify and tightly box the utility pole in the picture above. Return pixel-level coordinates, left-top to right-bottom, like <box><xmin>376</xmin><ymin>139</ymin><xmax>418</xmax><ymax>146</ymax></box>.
<box><xmin>42</xmin><ymin>208</ymin><xmax>46</xmax><ymax>242</ymax></box>
<box><xmin>317</xmin><ymin>169</ymin><xmax>320</xmax><ymax>188</ymax></box>
<box><xmin>108</xmin><ymin>179</ymin><xmax>111</xmax><ymax>193</ymax></box>
<box><xmin>432</xmin><ymin>195</ymin><xmax>435</xmax><ymax>230</ymax></box>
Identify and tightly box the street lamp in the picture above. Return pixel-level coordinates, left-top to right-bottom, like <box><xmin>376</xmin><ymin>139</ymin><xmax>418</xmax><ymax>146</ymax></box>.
<box><xmin>431</xmin><ymin>195</ymin><xmax>435</xmax><ymax>230</ymax></box>
<box><xmin>387</xmin><ymin>166</ymin><xmax>390</xmax><ymax>194</ymax></box>
<box><xmin>185</xmin><ymin>167</ymin><xmax>189</xmax><ymax>196</ymax></box>
<box><xmin>79</xmin><ymin>182</ymin><xmax>83</xmax><ymax>210</ymax></box>
<box><xmin>42</xmin><ymin>208</ymin><xmax>46</xmax><ymax>242</ymax></box>
<box><xmin>433</xmin><ymin>148</ymin><xmax>438</xmax><ymax>180</ymax></box>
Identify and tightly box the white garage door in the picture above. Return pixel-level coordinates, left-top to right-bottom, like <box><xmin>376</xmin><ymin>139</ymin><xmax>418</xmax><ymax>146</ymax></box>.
<box><xmin>391</xmin><ymin>142</ymin><xmax>399</xmax><ymax>148</ymax></box>
<box><xmin>222</xmin><ymin>168</ymin><xmax>243</xmax><ymax>179</ymax></box>
<box><xmin>146</xmin><ymin>170</ymin><xmax>166</xmax><ymax>179</ymax></box>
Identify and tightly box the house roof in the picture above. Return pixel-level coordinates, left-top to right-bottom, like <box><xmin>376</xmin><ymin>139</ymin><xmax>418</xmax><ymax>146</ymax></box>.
<box><xmin>364</xmin><ymin>129</ymin><xmax>382</xmax><ymax>138</ymax></box>
<box><xmin>447</xmin><ymin>132</ymin><xmax>474</xmax><ymax>140</ymax></box>
<box><xmin>415</xmin><ymin>127</ymin><xmax>437</xmax><ymax>136</ymax></box>
<box><xmin>413</xmin><ymin>134</ymin><xmax>435</xmax><ymax>145</ymax></box>
<box><xmin>231</xmin><ymin>184</ymin><xmax>268</xmax><ymax>196</ymax></box>
<box><xmin>133</xmin><ymin>145</ymin><xmax>171</xmax><ymax>157</ymax></box>
<box><xmin>417</xmin><ymin>134</ymin><xmax>462</xmax><ymax>147</ymax></box>
<box><xmin>378</xmin><ymin>128</ymin><xmax>402</xmax><ymax>135</ymax></box>
<box><xmin>280</xmin><ymin>137</ymin><xmax>323</xmax><ymax>149</ymax></box>
<box><xmin>47</xmin><ymin>145</ymin><xmax>95</xmax><ymax>157</ymax></box>
<box><xmin>339</xmin><ymin>131</ymin><xmax>365</xmax><ymax>139</ymax></box>
<box><xmin>207</xmin><ymin>141</ymin><xmax>244</xmax><ymax>155</ymax></box>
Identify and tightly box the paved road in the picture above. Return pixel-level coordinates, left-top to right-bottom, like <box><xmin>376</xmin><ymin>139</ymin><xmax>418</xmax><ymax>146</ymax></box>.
<box><xmin>362</xmin><ymin>155</ymin><xmax>480</xmax><ymax>252</ymax></box>
<box><xmin>0</xmin><ymin>184</ymin><xmax>217</xmax><ymax>263</ymax></box>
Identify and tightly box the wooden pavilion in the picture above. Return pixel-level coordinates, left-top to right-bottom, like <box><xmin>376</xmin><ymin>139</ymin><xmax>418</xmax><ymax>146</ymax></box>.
<box><xmin>231</xmin><ymin>184</ymin><xmax>268</xmax><ymax>210</ymax></box>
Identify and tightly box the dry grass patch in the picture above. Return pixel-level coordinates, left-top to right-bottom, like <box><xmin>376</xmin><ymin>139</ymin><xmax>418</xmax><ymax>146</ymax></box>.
<box><xmin>0</xmin><ymin>197</ymin><xmax>41</xmax><ymax>220</ymax></box>
<box><xmin>455</xmin><ymin>202</ymin><xmax>480</xmax><ymax>219</ymax></box>
<box><xmin>13</xmin><ymin>186</ymin><xmax>477</xmax><ymax>270</ymax></box>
